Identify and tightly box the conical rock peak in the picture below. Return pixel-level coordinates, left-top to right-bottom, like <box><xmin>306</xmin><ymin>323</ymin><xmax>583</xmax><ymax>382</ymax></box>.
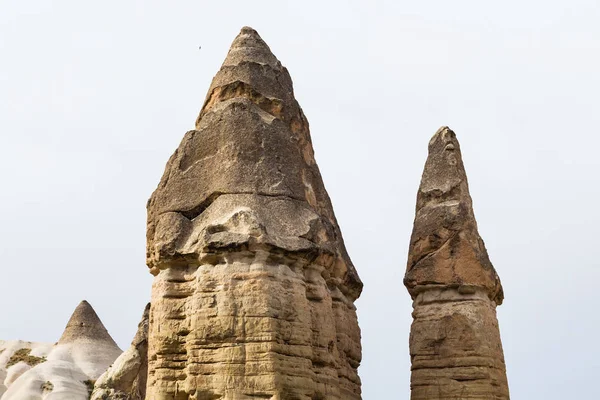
<box><xmin>222</xmin><ymin>26</ymin><xmax>280</xmax><ymax>68</ymax></box>
<box><xmin>147</xmin><ymin>27</ymin><xmax>361</xmax><ymax>299</ymax></box>
<box><xmin>145</xmin><ymin>27</ymin><xmax>363</xmax><ymax>399</ymax></box>
<box><xmin>58</xmin><ymin>300</ymin><xmax>119</xmax><ymax>345</ymax></box>
<box><xmin>404</xmin><ymin>127</ymin><xmax>503</xmax><ymax>304</ymax></box>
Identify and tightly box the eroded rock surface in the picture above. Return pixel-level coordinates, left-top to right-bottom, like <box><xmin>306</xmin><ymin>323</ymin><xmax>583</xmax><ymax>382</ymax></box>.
<box><xmin>91</xmin><ymin>303</ymin><xmax>150</xmax><ymax>400</ymax></box>
<box><xmin>146</xmin><ymin>27</ymin><xmax>362</xmax><ymax>399</ymax></box>
<box><xmin>0</xmin><ymin>340</ymin><xmax>53</xmax><ymax>398</ymax></box>
<box><xmin>0</xmin><ymin>301</ymin><xmax>121</xmax><ymax>400</ymax></box>
<box><xmin>404</xmin><ymin>127</ymin><xmax>509</xmax><ymax>399</ymax></box>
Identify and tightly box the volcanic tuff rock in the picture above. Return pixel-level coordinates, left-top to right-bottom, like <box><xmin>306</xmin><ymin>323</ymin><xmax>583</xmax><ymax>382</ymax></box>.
<box><xmin>91</xmin><ymin>303</ymin><xmax>150</xmax><ymax>400</ymax></box>
<box><xmin>0</xmin><ymin>340</ymin><xmax>53</xmax><ymax>398</ymax></box>
<box><xmin>404</xmin><ymin>127</ymin><xmax>509</xmax><ymax>399</ymax></box>
<box><xmin>58</xmin><ymin>300</ymin><xmax>121</xmax><ymax>347</ymax></box>
<box><xmin>145</xmin><ymin>27</ymin><xmax>362</xmax><ymax>399</ymax></box>
<box><xmin>0</xmin><ymin>300</ymin><xmax>122</xmax><ymax>400</ymax></box>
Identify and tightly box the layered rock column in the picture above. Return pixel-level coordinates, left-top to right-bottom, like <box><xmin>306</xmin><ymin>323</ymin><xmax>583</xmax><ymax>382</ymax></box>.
<box><xmin>404</xmin><ymin>127</ymin><xmax>509</xmax><ymax>399</ymax></box>
<box><xmin>145</xmin><ymin>27</ymin><xmax>362</xmax><ymax>400</ymax></box>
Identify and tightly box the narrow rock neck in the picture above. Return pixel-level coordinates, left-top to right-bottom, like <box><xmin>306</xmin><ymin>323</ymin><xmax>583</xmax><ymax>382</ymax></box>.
<box><xmin>409</xmin><ymin>287</ymin><xmax>509</xmax><ymax>400</ymax></box>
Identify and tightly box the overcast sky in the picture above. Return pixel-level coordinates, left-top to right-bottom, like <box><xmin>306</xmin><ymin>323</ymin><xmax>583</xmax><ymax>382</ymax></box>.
<box><xmin>1</xmin><ymin>1</ymin><xmax>599</xmax><ymax>399</ymax></box>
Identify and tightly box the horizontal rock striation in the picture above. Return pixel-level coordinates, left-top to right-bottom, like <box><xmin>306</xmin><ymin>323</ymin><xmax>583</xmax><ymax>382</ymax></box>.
<box><xmin>404</xmin><ymin>127</ymin><xmax>509</xmax><ymax>399</ymax></box>
<box><xmin>145</xmin><ymin>27</ymin><xmax>362</xmax><ymax>399</ymax></box>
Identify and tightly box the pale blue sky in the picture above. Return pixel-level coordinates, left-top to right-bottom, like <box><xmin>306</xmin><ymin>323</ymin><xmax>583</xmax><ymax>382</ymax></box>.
<box><xmin>1</xmin><ymin>1</ymin><xmax>599</xmax><ymax>398</ymax></box>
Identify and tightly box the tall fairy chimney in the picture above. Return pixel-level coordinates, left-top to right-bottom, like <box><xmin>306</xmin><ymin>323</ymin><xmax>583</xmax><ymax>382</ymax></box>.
<box><xmin>404</xmin><ymin>127</ymin><xmax>509</xmax><ymax>399</ymax></box>
<box><xmin>145</xmin><ymin>27</ymin><xmax>363</xmax><ymax>399</ymax></box>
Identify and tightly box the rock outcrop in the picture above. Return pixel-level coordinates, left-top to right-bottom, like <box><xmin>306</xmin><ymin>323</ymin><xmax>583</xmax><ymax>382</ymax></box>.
<box><xmin>145</xmin><ymin>27</ymin><xmax>362</xmax><ymax>399</ymax></box>
<box><xmin>91</xmin><ymin>303</ymin><xmax>150</xmax><ymax>400</ymax></box>
<box><xmin>404</xmin><ymin>127</ymin><xmax>509</xmax><ymax>399</ymax></box>
<box><xmin>0</xmin><ymin>300</ymin><xmax>122</xmax><ymax>400</ymax></box>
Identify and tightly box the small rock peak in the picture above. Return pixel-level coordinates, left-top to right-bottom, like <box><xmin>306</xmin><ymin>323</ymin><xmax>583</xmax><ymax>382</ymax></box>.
<box><xmin>58</xmin><ymin>300</ymin><xmax>119</xmax><ymax>346</ymax></box>
<box><xmin>427</xmin><ymin>126</ymin><xmax>459</xmax><ymax>153</ymax></box>
<box><xmin>240</xmin><ymin>26</ymin><xmax>258</xmax><ymax>35</ymax></box>
<box><xmin>418</xmin><ymin>126</ymin><xmax>466</xmax><ymax>200</ymax></box>
<box><xmin>427</xmin><ymin>126</ymin><xmax>461</xmax><ymax>156</ymax></box>
<box><xmin>222</xmin><ymin>26</ymin><xmax>280</xmax><ymax>68</ymax></box>
<box><xmin>195</xmin><ymin>26</ymin><xmax>292</xmax><ymax>126</ymax></box>
<box><xmin>428</xmin><ymin>125</ymin><xmax>454</xmax><ymax>146</ymax></box>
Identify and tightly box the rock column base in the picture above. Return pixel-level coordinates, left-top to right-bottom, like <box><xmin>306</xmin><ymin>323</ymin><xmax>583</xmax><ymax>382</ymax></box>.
<box><xmin>409</xmin><ymin>287</ymin><xmax>509</xmax><ymax>400</ymax></box>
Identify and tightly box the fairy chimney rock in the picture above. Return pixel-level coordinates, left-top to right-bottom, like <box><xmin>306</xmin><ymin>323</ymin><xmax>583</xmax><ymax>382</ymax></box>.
<box><xmin>1</xmin><ymin>301</ymin><xmax>121</xmax><ymax>400</ymax></box>
<box><xmin>146</xmin><ymin>27</ymin><xmax>363</xmax><ymax>399</ymax></box>
<box><xmin>58</xmin><ymin>300</ymin><xmax>119</xmax><ymax>346</ymax></box>
<box><xmin>404</xmin><ymin>127</ymin><xmax>509</xmax><ymax>399</ymax></box>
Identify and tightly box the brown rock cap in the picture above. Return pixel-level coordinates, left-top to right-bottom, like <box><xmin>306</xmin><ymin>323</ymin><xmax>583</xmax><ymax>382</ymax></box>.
<box><xmin>58</xmin><ymin>300</ymin><xmax>120</xmax><ymax>345</ymax></box>
<box><xmin>404</xmin><ymin>127</ymin><xmax>503</xmax><ymax>304</ymax></box>
<box><xmin>146</xmin><ymin>27</ymin><xmax>361</xmax><ymax>300</ymax></box>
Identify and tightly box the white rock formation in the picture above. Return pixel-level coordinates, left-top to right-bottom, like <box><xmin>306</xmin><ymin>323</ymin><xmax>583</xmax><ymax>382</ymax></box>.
<box><xmin>0</xmin><ymin>301</ymin><xmax>122</xmax><ymax>400</ymax></box>
<box><xmin>0</xmin><ymin>340</ymin><xmax>53</xmax><ymax>398</ymax></box>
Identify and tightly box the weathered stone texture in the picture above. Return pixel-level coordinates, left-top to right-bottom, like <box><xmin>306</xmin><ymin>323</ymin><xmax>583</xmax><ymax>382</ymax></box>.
<box><xmin>91</xmin><ymin>303</ymin><xmax>150</xmax><ymax>400</ymax></box>
<box><xmin>145</xmin><ymin>27</ymin><xmax>362</xmax><ymax>399</ymax></box>
<box><xmin>58</xmin><ymin>300</ymin><xmax>120</xmax><ymax>346</ymax></box>
<box><xmin>405</xmin><ymin>127</ymin><xmax>509</xmax><ymax>399</ymax></box>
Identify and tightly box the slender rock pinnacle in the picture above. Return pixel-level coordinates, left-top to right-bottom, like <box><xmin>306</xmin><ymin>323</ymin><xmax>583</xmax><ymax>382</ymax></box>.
<box><xmin>146</xmin><ymin>27</ymin><xmax>362</xmax><ymax>399</ymax></box>
<box><xmin>58</xmin><ymin>300</ymin><xmax>119</xmax><ymax>346</ymax></box>
<box><xmin>404</xmin><ymin>127</ymin><xmax>509</xmax><ymax>399</ymax></box>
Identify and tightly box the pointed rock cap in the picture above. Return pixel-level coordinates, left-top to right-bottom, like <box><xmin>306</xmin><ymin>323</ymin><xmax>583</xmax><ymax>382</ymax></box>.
<box><xmin>195</xmin><ymin>26</ymin><xmax>296</xmax><ymax>127</ymax></box>
<box><xmin>58</xmin><ymin>300</ymin><xmax>120</xmax><ymax>345</ymax></box>
<box><xmin>404</xmin><ymin>127</ymin><xmax>503</xmax><ymax>304</ymax></box>
<box><xmin>146</xmin><ymin>27</ymin><xmax>362</xmax><ymax>300</ymax></box>
<box><xmin>221</xmin><ymin>26</ymin><xmax>280</xmax><ymax>68</ymax></box>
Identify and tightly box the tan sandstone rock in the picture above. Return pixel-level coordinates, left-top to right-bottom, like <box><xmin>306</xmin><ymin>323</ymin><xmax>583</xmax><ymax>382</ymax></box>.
<box><xmin>145</xmin><ymin>27</ymin><xmax>362</xmax><ymax>399</ymax></box>
<box><xmin>91</xmin><ymin>303</ymin><xmax>150</xmax><ymax>400</ymax></box>
<box><xmin>404</xmin><ymin>127</ymin><xmax>509</xmax><ymax>399</ymax></box>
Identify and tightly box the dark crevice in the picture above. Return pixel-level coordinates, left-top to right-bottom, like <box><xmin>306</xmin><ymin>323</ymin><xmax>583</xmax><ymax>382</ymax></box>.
<box><xmin>175</xmin><ymin>191</ymin><xmax>305</xmax><ymax>221</ymax></box>
<box><xmin>180</xmin><ymin>192</ymin><xmax>222</xmax><ymax>220</ymax></box>
<box><xmin>452</xmin><ymin>377</ymin><xmax>483</xmax><ymax>382</ymax></box>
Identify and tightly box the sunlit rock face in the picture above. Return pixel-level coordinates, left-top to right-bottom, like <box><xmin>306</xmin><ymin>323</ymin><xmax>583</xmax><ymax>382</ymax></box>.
<box><xmin>404</xmin><ymin>127</ymin><xmax>509</xmax><ymax>400</ymax></box>
<box><xmin>91</xmin><ymin>303</ymin><xmax>150</xmax><ymax>400</ymax></box>
<box><xmin>0</xmin><ymin>301</ymin><xmax>121</xmax><ymax>400</ymax></box>
<box><xmin>145</xmin><ymin>27</ymin><xmax>363</xmax><ymax>400</ymax></box>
